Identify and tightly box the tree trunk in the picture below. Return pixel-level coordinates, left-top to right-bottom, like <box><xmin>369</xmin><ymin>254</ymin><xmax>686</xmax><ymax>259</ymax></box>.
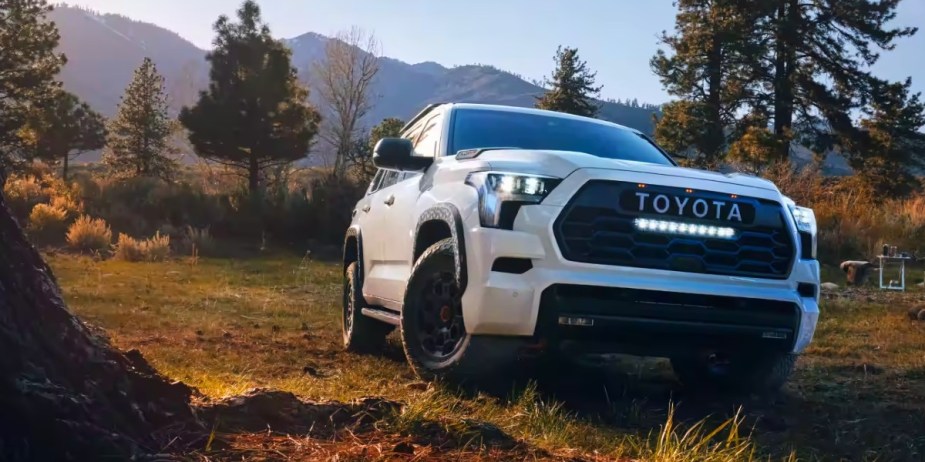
<box><xmin>772</xmin><ymin>0</ymin><xmax>798</xmax><ymax>161</ymax></box>
<box><xmin>705</xmin><ymin>31</ymin><xmax>725</xmax><ymax>162</ymax></box>
<box><xmin>0</xmin><ymin>191</ymin><xmax>198</xmax><ymax>461</ymax></box>
<box><xmin>248</xmin><ymin>154</ymin><xmax>260</xmax><ymax>195</ymax></box>
<box><xmin>62</xmin><ymin>153</ymin><xmax>69</xmax><ymax>181</ymax></box>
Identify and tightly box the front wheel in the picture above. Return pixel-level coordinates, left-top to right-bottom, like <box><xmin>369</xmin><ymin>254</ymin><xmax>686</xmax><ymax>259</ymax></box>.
<box><xmin>670</xmin><ymin>351</ymin><xmax>797</xmax><ymax>394</ymax></box>
<box><xmin>399</xmin><ymin>238</ymin><xmax>518</xmax><ymax>382</ymax></box>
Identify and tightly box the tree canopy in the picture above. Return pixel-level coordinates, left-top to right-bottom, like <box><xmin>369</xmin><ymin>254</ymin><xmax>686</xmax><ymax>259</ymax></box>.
<box><xmin>653</xmin><ymin>0</ymin><xmax>924</xmax><ymax>194</ymax></box>
<box><xmin>535</xmin><ymin>46</ymin><xmax>602</xmax><ymax>117</ymax></box>
<box><xmin>102</xmin><ymin>57</ymin><xmax>178</xmax><ymax>180</ymax></box>
<box><xmin>0</xmin><ymin>0</ymin><xmax>66</xmax><ymax>172</ymax></box>
<box><xmin>179</xmin><ymin>0</ymin><xmax>321</xmax><ymax>195</ymax></box>
<box><xmin>20</xmin><ymin>89</ymin><xmax>105</xmax><ymax>180</ymax></box>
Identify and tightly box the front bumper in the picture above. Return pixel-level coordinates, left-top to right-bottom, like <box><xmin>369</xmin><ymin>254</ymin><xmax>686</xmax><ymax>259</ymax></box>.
<box><xmin>459</xmin><ymin>173</ymin><xmax>820</xmax><ymax>355</ymax></box>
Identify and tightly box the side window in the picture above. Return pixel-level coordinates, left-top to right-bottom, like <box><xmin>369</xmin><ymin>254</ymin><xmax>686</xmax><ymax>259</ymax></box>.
<box><xmin>367</xmin><ymin>169</ymin><xmax>384</xmax><ymax>195</ymax></box>
<box><xmin>377</xmin><ymin>170</ymin><xmax>401</xmax><ymax>190</ymax></box>
<box><xmin>414</xmin><ymin>113</ymin><xmax>443</xmax><ymax>157</ymax></box>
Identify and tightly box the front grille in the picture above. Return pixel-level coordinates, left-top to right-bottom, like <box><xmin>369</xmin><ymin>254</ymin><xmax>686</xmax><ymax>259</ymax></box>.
<box><xmin>553</xmin><ymin>180</ymin><xmax>795</xmax><ymax>279</ymax></box>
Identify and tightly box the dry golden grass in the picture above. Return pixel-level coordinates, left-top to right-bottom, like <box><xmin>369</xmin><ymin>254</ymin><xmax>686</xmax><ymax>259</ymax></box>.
<box><xmin>48</xmin><ymin>253</ymin><xmax>925</xmax><ymax>461</ymax></box>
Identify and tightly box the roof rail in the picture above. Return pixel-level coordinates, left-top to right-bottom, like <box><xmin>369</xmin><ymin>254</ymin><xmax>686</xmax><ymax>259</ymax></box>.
<box><xmin>401</xmin><ymin>103</ymin><xmax>447</xmax><ymax>132</ymax></box>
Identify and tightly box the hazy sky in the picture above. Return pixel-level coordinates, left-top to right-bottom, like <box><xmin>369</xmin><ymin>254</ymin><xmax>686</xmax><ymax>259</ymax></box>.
<box><xmin>70</xmin><ymin>0</ymin><xmax>925</xmax><ymax>104</ymax></box>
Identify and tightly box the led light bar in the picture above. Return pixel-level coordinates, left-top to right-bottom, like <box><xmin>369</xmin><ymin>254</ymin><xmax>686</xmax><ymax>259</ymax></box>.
<box><xmin>634</xmin><ymin>218</ymin><xmax>736</xmax><ymax>239</ymax></box>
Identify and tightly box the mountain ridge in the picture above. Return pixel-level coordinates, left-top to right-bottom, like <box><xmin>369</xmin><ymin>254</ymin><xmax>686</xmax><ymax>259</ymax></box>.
<box><xmin>49</xmin><ymin>5</ymin><xmax>659</xmax><ymax>145</ymax></box>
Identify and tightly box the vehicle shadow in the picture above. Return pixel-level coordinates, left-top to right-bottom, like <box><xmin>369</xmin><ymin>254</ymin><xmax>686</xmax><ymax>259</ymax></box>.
<box><xmin>456</xmin><ymin>355</ymin><xmax>925</xmax><ymax>461</ymax></box>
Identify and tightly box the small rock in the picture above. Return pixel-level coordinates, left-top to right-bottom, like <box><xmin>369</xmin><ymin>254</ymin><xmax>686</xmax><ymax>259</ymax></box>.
<box><xmin>392</xmin><ymin>442</ymin><xmax>415</xmax><ymax>454</ymax></box>
<box><xmin>821</xmin><ymin>282</ymin><xmax>839</xmax><ymax>292</ymax></box>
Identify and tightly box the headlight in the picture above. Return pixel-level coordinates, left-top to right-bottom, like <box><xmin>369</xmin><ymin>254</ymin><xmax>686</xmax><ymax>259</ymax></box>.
<box><xmin>465</xmin><ymin>172</ymin><xmax>562</xmax><ymax>229</ymax></box>
<box><xmin>788</xmin><ymin>204</ymin><xmax>817</xmax><ymax>259</ymax></box>
<box><xmin>788</xmin><ymin>204</ymin><xmax>817</xmax><ymax>234</ymax></box>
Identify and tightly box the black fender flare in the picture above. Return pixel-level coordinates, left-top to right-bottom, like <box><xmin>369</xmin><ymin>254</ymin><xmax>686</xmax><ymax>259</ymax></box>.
<box><xmin>413</xmin><ymin>203</ymin><xmax>468</xmax><ymax>293</ymax></box>
<box><xmin>343</xmin><ymin>226</ymin><xmax>364</xmax><ymax>280</ymax></box>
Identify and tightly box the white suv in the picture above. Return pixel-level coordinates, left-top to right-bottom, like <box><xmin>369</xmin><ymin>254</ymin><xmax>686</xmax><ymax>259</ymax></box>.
<box><xmin>342</xmin><ymin>103</ymin><xmax>820</xmax><ymax>393</ymax></box>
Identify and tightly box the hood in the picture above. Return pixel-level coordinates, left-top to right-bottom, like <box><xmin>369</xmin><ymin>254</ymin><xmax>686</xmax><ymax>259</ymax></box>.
<box><xmin>473</xmin><ymin>149</ymin><xmax>781</xmax><ymax>192</ymax></box>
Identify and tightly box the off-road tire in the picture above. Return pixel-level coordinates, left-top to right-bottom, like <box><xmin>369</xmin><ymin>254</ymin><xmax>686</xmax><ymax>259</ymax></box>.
<box><xmin>400</xmin><ymin>238</ymin><xmax>520</xmax><ymax>383</ymax></box>
<box><xmin>342</xmin><ymin>262</ymin><xmax>393</xmax><ymax>353</ymax></box>
<box><xmin>670</xmin><ymin>351</ymin><xmax>797</xmax><ymax>394</ymax></box>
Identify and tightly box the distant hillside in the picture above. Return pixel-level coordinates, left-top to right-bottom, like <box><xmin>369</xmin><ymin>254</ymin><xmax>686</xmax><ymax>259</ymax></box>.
<box><xmin>50</xmin><ymin>5</ymin><xmax>207</xmax><ymax>118</ymax></box>
<box><xmin>49</xmin><ymin>5</ymin><xmax>659</xmax><ymax>156</ymax></box>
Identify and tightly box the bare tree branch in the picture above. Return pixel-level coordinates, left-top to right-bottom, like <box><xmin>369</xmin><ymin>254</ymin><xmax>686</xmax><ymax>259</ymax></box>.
<box><xmin>312</xmin><ymin>26</ymin><xmax>381</xmax><ymax>178</ymax></box>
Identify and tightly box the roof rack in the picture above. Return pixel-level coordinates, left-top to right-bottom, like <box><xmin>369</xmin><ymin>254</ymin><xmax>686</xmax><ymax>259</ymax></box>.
<box><xmin>401</xmin><ymin>103</ymin><xmax>447</xmax><ymax>132</ymax></box>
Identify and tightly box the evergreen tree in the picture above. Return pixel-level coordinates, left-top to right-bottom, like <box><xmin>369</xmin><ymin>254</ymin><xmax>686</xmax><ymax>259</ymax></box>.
<box><xmin>535</xmin><ymin>46</ymin><xmax>602</xmax><ymax>117</ymax></box>
<box><xmin>179</xmin><ymin>0</ymin><xmax>321</xmax><ymax>195</ymax></box>
<box><xmin>369</xmin><ymin>117</ymin><xmax>405</xmax><ymax>152</ymax></box>
<box><xmin>756</xmin><ymin>0</ymin><xmax>917</xmax><ymax>160</ymax></box>
<box><xmin>20</xmin><ymin>89</ymin><xmax>105</xmax><ymax>180</ymax></box>
<box><xmin>102</xmin><ymin>57</ymin><xmax>178</xmax><ymax>180</ymax></box>
<box><xmin>0</xmin><ymin>0</ymin><xmax>65</xmax><ymax>172</ymax></box>
<box><xmin>852</xmin><ymin>79</ymin><xmax>925</xmax><ymax>196</ymax></box>
<box><xmin>651</xmin><ymin>0</ymin><xmax>759</xmax><ymax>165</ymax></box>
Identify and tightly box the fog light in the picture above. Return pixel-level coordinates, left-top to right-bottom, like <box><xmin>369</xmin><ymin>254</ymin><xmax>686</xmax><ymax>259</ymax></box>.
<box><xmin>635</xmin><ymin>218</ymin><xmax>736</xmax><ymax>239</ymax></box>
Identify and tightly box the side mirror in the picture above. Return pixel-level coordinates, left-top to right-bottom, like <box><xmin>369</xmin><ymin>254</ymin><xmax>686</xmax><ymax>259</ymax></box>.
<box><xmin>373</xmin><ymin>138</ymin><xmax>433</xmax><ymax>171</ymax></box>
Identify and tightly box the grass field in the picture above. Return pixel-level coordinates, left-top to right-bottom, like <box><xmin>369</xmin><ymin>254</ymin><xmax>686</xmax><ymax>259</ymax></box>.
<box><xmin>47</xmin><ymin>252</ymin><xmax>925</xmax><ymax>461</ymax></box>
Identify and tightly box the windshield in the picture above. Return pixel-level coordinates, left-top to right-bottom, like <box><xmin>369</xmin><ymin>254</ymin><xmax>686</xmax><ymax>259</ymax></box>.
<box><xmin>449</xmin><ymin>108</ymin><xmax>674</xmax><ymax>166</ymax></box>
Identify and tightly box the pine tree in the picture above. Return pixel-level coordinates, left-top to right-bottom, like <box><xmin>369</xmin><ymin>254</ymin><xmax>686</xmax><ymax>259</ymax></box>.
<box><xmin>102</xmin><ymin>57</ymin><xmax>178</xmax><ymax>180</ymax></box>
<box><xmin>179</xmin><ymin>0</ymin><xmax>321</xmax><ymax>195</ymax></box>
<box><xmin>852</xmin><ymin>79</ymin><xmax>925</xmax><ymax>196</ymax></box>
<box><xmin>20</xmin><ymin>89</ymin><xmax>105</xmax><ymax>180</ymax></box>
<box><xmin>535</xmin><ymin>46</ymin><xmax>602</xmax><ymax>117</ymax></box>
<box><xmin>651</xmin><ymin>0</ymin><xmax>759</xmax><ymax>166</ymax></box>
<box><xmin>0</xmin><ymin>0</ymin><xmax>66</xmax><ymax>172</ymax></box>
<box><xmin>756</xmin><ymin>0</ymin><xmax>917</xmax><ymax>160</ymax></box>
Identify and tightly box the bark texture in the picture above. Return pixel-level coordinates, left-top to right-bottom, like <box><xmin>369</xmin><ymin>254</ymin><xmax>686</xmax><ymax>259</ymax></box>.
<box><xmin>0</xmin><ymin>192</ymin><xmax>198</xmax><ymax>461</ymax></box>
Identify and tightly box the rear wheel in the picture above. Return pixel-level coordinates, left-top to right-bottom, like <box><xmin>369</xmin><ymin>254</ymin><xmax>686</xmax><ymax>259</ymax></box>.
<box><xmin>400</xmin><ymin>238</ymin><xmax>519</xmax><ymax>382</ymax></box>
<box><xmin>342</xmin><ymin>262</ymin><xmax>393</xmax><ymax>353</ymax></box>
<box><xmin>670</xmin><ymin>350</ymin><xmax>797</xmax><ymax>394</ymax></box>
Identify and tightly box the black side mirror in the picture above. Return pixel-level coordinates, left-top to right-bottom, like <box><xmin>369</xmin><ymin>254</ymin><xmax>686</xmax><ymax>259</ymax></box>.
<box><xmin>373</xmin><ymin>138</ymin><xmax>433</xmax><ymax>171</ymax></box>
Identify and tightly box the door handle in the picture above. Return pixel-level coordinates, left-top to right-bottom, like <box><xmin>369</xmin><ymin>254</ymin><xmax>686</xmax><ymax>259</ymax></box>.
<box><xmin>384</xmin><ymin>195</ymin><xmax>395</xmax><ymax>206</ymax></box>
<box><xmin>361</xmin><ymin>204</ymin><xmax>371</xmax><ymax>213</ymax></box>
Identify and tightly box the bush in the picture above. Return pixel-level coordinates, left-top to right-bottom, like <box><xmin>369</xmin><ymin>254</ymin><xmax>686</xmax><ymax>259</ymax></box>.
<box><xmin>26</xmin><ymin>203</ymin><xmax>69</xmax><ymax>244</ymax></box>
<box><xmin>66</xmin><ymin>216</ymin><xmax>113</xmax><ymax>254</ymax></box>
<box><xmin>764</xmin><ymin>165</ymin><xmax>925</xmax><ymax>263</ymax></box>
<box><xmin>113</xmin><ymin>231</ymin><xmax>171</xmax><ymax>262</ymax></box>
<box><xmin>184</xmin><ymin>225</ymin><xmax>217</xmax><ymax>256</ymax></box>
<box><xmin>49</xmin><ymin>194</ymin><xmax>84</xmax><ymax>222</ymax></box>
<box><xmin>3</xmin><ymin>175</ymin><xmax>49</xmax><ymax>221</ymax></box>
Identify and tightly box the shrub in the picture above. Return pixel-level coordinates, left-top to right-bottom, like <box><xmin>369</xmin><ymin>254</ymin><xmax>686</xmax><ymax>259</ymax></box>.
<box><xmin>66</xmin><ymin>216</ymin><xmax>113</xmax><ymax>254</ymax></box>
<box><xmin>113</xmin><ymin>234</ymin><xmax>145</xmax><ymax>262</ymax></box>
<box><xmin>50</xmin><ymin>194</ymin><xmax>84</xmax><ymax>221</ymax></box>
<box><xmin>3</xmin><ymin>175</ymin><xmax>49</xmax><ymax>221</ymax></box>
<box><xmin>26</xmin><ymin>203</ymin><xmax>69</xmax><ymax>244</ymax></box>
<box><xmin>184</xmin><ymin>225</ymin><xmax>217</xmax><ymax>256</ymax></box>
<box><xmin>113</xmin><ymin>231</ymin><xmax>171</xmax><ymax>262</ymax></box>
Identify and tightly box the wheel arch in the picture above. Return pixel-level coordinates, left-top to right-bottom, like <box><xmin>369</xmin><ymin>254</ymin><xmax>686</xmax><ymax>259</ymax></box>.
<box><xmin>413</xmin><ymin>204</ymin><xmax>468</xmax><ymax>293</ymax></box>
<box><xmin>343</xmin><ymin>226</ymin><xmax>364</xmax><ymax>279</ymax></box>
